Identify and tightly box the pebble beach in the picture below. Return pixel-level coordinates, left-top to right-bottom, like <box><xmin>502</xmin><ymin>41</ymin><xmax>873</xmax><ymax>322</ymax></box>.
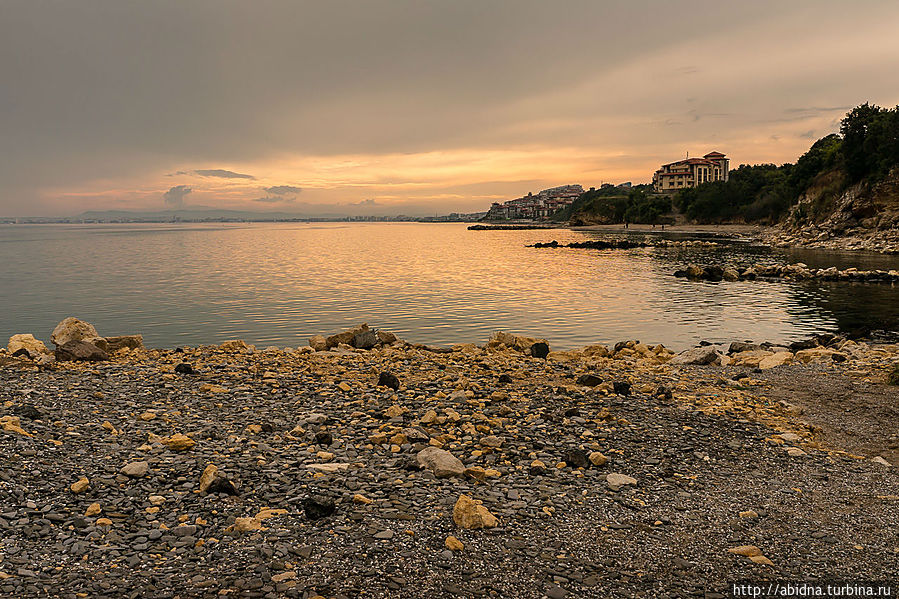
<box><xmin>1</xmin><ymin>322</ymin><xmax>899</xmax><ymax>598</ymax></box>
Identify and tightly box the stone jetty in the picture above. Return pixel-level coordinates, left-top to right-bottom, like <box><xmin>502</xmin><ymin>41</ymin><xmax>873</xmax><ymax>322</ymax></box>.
<box><xmin>1</xmin><ymin>320</ymin><xmax>898</xmax><ymax>597</ymax></box>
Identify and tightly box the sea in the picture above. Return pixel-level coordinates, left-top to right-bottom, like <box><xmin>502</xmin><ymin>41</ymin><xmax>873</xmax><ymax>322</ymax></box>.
<box><xmin>2</xmin><ymin>222</ymin><xmax>898</xmax><ymax>350</ymax></box>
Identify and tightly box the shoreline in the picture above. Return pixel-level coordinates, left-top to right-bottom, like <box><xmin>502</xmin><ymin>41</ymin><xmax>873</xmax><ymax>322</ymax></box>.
<box><xmin>2</xmin><ymin>323</ymin><xmax>898</xmax><ymax>597</ymax></box>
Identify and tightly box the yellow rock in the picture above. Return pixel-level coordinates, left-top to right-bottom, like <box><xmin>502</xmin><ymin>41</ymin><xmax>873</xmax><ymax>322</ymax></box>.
<box><xmin>369</xmin><ymin>432</ymin><xmax>388</xmax><ymax>444</ymax></box>
<box><xmin>589</xmin><ymin>451</ymin><xmax>608</xmax><ymax>466</ymax></box>
<box><xmin>96</xmin><ymin>517</ymin><xmax>112</xmax><ymax>526</ymax></box>
<box><xmin>749</xmin><ymin>554</ymin><xmax>775</xmax><ymax>566</ymax></box>
<box><xmin>739</xmin><ymin>510</ymin><xmax>759</xmax><ymax>519</ymax></box>
<box><xmin>420</xmin><ymin>410</ymin><xmax>438</xmax><ymax>425</ymax></box>
<box><xmin>384</xmin><ymin>405</ymin><xmax>407</xmax><ymax>418</ymax></box>
<box><xmin>101</xmin><ymin>421</ymin><xmax>117</xmax><ymax>433</ymax></box>
<box><xmin>452</xmin><ymin>494</ymin><xmax>498</xmax><ymax>529</ymax></box>
<box><xmin>146</xmin><ymin>506</ymin><xmax>160</xmax><ymax>514</ymax></box>
<box><xmin>0</xmin><ymin>415</ymin><xmax>30</xmax><ymax>436</ymax></box>
<box><xmin>337</xmin><ymin>382</ymin><xmax>352</xmax><ymax>392</ymax></box>
<box><xmin>70</xmin><ymin>476</ymin><xmax>90</xmax><ymax>494</ymax></box>
<box><xmin>161</xmin><ymin>433</ymin><xmax>196</xmax><ymax>451</ymax></box>
<box><xmin>255</xmin><ymin>508</ymin><xmax>287</xmax><ymax>521</ymax></box>
<box><xmin>84</xmin><ymin>503</ymin><xmax>101</xmax><ymax>516</ymax></box>
<box><xmin>200</xmin><ymin>383</ymin><xmax>228</xmax><ymax>393</ymax></box>
<box><xmin>390</xmin><ymin>433</ymin><xmax>408</xmax><ymax>446</ymax></box>
<box><xmin>445</xmin><ymin>535</ymin><xmax>464</xmax><ymax>551</ymax></box>
<box><xmin>199</xmin><ymin>464</ymin><xmax>219</xmax><ymax>493</ymax></box>
<box><xmin>138</xmin><ymin>412</ymin><xmax>156</xmax><ymax>421</ymax></box>
<box><xmin>149</xmin><ymin>495</ymin><xmax>166</xmax><ymax>506</ymax></box>
<box><xmin>728</xmin><ymin>545</ymin><xmax>762</xmax><ymax>557</ymax></box>
<box><xmin>228</xmin><ymin>517</ymin><xmax>263</xmax><ymax>532</ymax></box>
<box><xmin>246</xmin><ymin>424</ymin><xmax>262</xmax><ymax>434</ymax></box>
<box><xmin>464</xmin><ymin>466</ymin><xmax>487</xmax><ymax>481</ymax></box>
<box><xmin>353</xmin><ymin>493</ymin><xmax>373</xmax><ymax>505</ymax></box>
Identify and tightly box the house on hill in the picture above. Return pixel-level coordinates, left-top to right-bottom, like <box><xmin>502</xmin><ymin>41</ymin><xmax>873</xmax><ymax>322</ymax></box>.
<box><xmin>652</xmin><ymin>151</ymin><xmax>729</xmax><ymax>192</ymax></box>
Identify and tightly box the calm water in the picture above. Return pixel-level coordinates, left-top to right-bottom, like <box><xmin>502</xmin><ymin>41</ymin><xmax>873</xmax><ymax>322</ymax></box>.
<box><xmin>1</xmin><ymin>223</ymin><xmax>897</xmax><ymax>350</ymax></box>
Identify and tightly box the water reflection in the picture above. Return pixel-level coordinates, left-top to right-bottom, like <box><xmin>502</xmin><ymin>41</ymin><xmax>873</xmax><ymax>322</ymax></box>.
<box><xmin>0</xmin><ymin>223</ymin><xmax>896</xmax><ymax>350</ymax></box>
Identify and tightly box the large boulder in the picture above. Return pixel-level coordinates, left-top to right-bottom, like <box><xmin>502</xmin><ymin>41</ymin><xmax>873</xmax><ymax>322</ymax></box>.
<box><xmin>668</xmin><ymin>346</ymin><xmax>720</xmax><ymax>365</ymax></box>
<box><xmin>416</xmin><ymin>447</ymin><xmax>465</xmax><ymax>478</ymax></box>
<box><xmin>55</xmin><ymin>340</ymin><xmax>109</xmax><ymax>362</ymax></box>
<box><xmin>325</xmin><ymin>330</ymin><xmax>355</xmax><ymax>348</ymax></box>
<box><xmin>8</xmin><ymin>334</ymin><xmax>51</xmax><ymax>358</ymax></box>
<box><xmin>50</xmin><ymin>317</ymin><xmax>98</xmax><ymax>347</ymax></box>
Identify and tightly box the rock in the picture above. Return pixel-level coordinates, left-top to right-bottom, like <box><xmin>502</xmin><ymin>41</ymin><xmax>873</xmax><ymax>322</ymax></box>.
<box><xmin>731</xmin><ymin>350</ymin><xmax>774</xmax><ymax>367</ymax></box>
<box><xmin>530</xmin><ymin>342</ymin><xmax>550</xmax><ymax>359</ymax></box>
<box><xmin>786</xmin><ymin>447</ymin><xmax>807</xmax><ymax>457</ymax></box>
<box><xmin>612</xmin><ymin>381</ymin><xmax>631</xmax><ymax>396</ymax></box>
<box><xmin>728</xmin><ymin>545</ymin><xmax>762</xmax><ymax>557</ymax></box>
<box><xmin>325</xmin><ymin>330</ymin><xmax>354</xmax><ymax>348</ymax></box>
<box><xmin>120</xmin><ymin>461</ymin><xmax>149</xmax><ymax>478</ymax></box>
<box><xmin>795</xmin><ymin>347</ymin><xmax>845</xmax><ymax>364</ymax></box>
<box><xmin>546</xmin><ymin>586</ymin><xmax>570</xmax><ymax>599</ymax></box>
<box><xmin>352</xmin><ymin>324</ymin><xmax>378</xmax><ymax>349</ymax></box>
<box><xmin>199</xmin><ymin>464</ymin><xmax>219</xmax><ymax>492</ymax></box>
<box><xmin>50</xmin><ymin>317</ymin><xmax>99</xmax><ymax>347</ymax></box>
<box><xmin>739</xmin><ymin>510</ymin><xmax>759</xmax><ymax>519</ymax></box>
<box><xmin>489</xmin><ymin>331</ymin><xmax>516</xmax><ymax>347</ymax></box>
<box><xmin>352</xmin><ymin>493</ymin><xmax>373</xmax><ymax>504</ymax></box>
<box><xmin>206</xmin><ymin>476</ymin><xmax>239</xmax><ymax>496</ymax></box>
<box><xmin>452</xmin><ymin>494</ymin><xmax>498</xmax><ymax>529</ymax></box>
<box><xmin>70</xmin><ymin>476</ymin><xmax>90</xmax><ymax>494</ymax></box>
<box><xmin>669</xmin><ymin>347</ymin><xmax>719</xmax><ymax>365</ymax></box>
<box><xmin>307</xmin><ymin>463</ymin><xmax>350</xmax><ymax>473</ymax></box>
<box><xmin>685</xmin><ymin>264</ymin><xmax>704</xmax><ymax>278</ymax></box>
<box><xmin>84</xmin><ymin>502</ymin><xmax>101</xmax><ymax>516</ymax></box>
<box><xmin>729</xmin><ymin>341</ymin><xmax>762</xmax><ymax>354</ymax></box>
<box><xmin>565</xmin><ymin>449</ymin><xmax>589</xmax><ymax>469</ymax></box>
<box><xmin>174</xmin><ymin>362</ymin><xmax>195</xmax><ymax>374</ymax></box>
<box><xmin>445</xmin><ymin>535</ymin><xmax>464</xmax><ymax>551</ymax></box>
<box><xmin>7</xmin><ymin>334</ymin><xmax>50</xmax><ymax>358</ymax></box>
<box><xmin>416</xmin><ymin>447</ymin><xmax>465</xmax><ymax>478</ymax></box>
<box><xmin>576</xmin><ymin>374</ymin><xmax>603</xmax><ymax>386</ymax></box>
<box><xmin>229</xmin><ymin>517</ymin><xmax>263</xmax><ymax>533</ymax></box>
<box><xmin>529</xmin><ymin>459</ymin><xmax>547</xmax><ymax>475</ymax></box>
<box><xmin>220</xmin><ymin>339</ymin><xmax>251</xmax><ymax>352</ymax></box>
<box><xmin>303</xmin><ymin>495</ymin><xmax>336</xmax><ymax>520</ymax></box>
<box><xmin>314</xmin><ymin>431</ymin><xmax>333</xmax><ymax>446</ymax></box>
<box><xmin>308</xmin><ymin>335</ymin><xmax>328</xmax><ymax>351</ymax></box>
<box><xmin>722</xmin><ymin>267</ymin><xmax>740</xmax><ymax>281</ymax></box>
<box><xmin>497</xmin><ymin>373</ymin><xmax>513</xmax><ymax>384</ymax></box>
<box><xmin>161</xmin><ymin>433</ymin><xmax>196</xmax><ymax>451</ymax></box>
<box><xmin>872</xmin><ymin>456</ymin><xmax>892</xmax><ymax>467</ymax></box>
<box><xmin>377</xmin><ymin>330</ymin><xmax>398</xmax><ymax>344</ymax></box>
<box><xmin>479</xmin><ymin>435</ymin><xmax>503</xmax><ymax>448</ymax></box>
<box><xmin>378</xmin><ymin>371</ymin><xmax>400</xmax><ymax>390</ymax></box>
<box><xmin>759</xmin><ymin>351</ymin><xmax>793</xmax><ymax>369</ymax></box>
<box><xmin>606</xmin><ymin>473</ymin><xmax>637</xmax><ymax>489</ymax></box>
<box><xmin>104</xmin><ymin>335</ymin><xmax>143</xmax><ymax>351</ymax></box>
<box><xmin>588</xmin><ymin>452</ymin><xmax>608</xmax><ymax>467</ymax></box>
<box><xmin>96</xmin><ymin>517</ymin><xmax>112</xmax><ymax>527</ymax></box>
<box><xmin>55</xmin><ymin>340</ymin><xmax>109</xmax><ymax>362</ymax></box>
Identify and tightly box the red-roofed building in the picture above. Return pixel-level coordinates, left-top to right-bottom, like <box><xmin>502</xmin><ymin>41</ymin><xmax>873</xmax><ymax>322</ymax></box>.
<box><xmin>652</xmin><ymin>151</ymin><xmax>729</xmax><ymax>192</ymax></box>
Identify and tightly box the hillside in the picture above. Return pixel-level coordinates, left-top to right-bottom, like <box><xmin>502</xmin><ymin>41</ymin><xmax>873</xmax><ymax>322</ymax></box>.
<box><xmin>561</xmin><ymin>104</ymin><xmax>899</xmax><ymax>247</ymax></box>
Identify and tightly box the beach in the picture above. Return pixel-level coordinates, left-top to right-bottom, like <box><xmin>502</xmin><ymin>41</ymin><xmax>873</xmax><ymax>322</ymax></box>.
<box><xmin>2</xmin><ymin>327</ymin><xmax>898</xmax><ymax>598</ymax></box>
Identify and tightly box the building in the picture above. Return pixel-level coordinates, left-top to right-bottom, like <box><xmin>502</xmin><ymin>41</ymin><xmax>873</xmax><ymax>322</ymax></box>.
<box><xmin>652</xmin><ymin>151</ymin><xmax>729</xmax><ymax>192</ymax></box>
<box><xmin>485</xmin><ymin>184</ymin><xmax>584</xmax><ymax>220</ymax></box>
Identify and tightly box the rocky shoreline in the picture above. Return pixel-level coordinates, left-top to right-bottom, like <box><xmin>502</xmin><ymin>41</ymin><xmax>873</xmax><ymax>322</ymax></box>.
<box><xmin>673</xmin><ymin>262</ymin><xmax>899</xmax><ymax>284</ymax></box>
<box><xmin>2</xmin><ymin>320</ymin><xmax>898</xmax><ymax>598</ymax></box>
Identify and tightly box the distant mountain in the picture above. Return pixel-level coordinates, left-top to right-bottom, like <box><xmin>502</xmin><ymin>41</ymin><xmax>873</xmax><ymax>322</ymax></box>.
<box><xmin>73</xmin><ymin>208</ymin><xmax>334</xmax><ymax>222</ymax></box>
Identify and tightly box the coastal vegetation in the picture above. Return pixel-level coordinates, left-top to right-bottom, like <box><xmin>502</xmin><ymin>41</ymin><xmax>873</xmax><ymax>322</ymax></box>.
<box><xmin>560</xmin><ymin>104</ymin><xmax>899</xmax><ymax>229</ymax></box>
<box><xmin>553</xmin><ymin>184</ymin><xmax>672</xmax><ymax>226</ymax></box>
<box><xmin>674</xmin><ymin>103</ymin><xmax>899</xmax><ymax>224</ymax></box>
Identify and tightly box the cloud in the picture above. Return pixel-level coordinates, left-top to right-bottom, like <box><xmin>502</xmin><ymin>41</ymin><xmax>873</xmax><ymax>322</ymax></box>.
<box><xmin>252</xmin><ymin>196</ymin><xmax>295</xmax><ymax>204</ymax></box>
<box><xmin>193</xmin><ymin>169</ymin><xmax>255</xmax><ymax>179</ymax></box>
<box><xmin>163</xmin><ymin>185</ymin><xmax>192</xmax><ymax>208</ymax></box>
<box><xmin>264</xmin><ymin>185</ymin><xmax>303</xmax><ymax>195</ymax></box>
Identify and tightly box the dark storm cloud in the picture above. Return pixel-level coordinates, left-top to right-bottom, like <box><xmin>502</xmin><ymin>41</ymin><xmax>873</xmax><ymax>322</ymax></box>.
<box><xmin>264</xmin><ymin>185</ymin><xmax>303</xmax><ymax>195</ymax></box>
<box><xmin>194</xmin><ymin>169</ymin><xmax>255</xmax><ymax>179</ymax></box>
<box><xmin>163</xmin><ymin>185</ymin><xmax>192</xmax><ymax>208</ymax></box>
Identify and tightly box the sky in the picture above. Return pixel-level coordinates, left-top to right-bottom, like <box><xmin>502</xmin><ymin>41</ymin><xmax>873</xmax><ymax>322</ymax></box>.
<box><xmin>2</xmin><ymin>1</ymin><xmax>899</xmax><ymax>217</ymax></box>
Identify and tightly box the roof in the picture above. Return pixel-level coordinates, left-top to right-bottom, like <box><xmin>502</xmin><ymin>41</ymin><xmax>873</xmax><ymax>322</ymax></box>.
<box><xmin>703</xmin><ymin>151</ymin><xmax>726</xmax><ymax>158</ymax></box>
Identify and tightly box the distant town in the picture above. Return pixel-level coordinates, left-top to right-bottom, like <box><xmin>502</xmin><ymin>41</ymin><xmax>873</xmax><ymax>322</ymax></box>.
<box><xmin>1</xmin><ymin>152</ymin><xmax>729</xmax><ymax>224</ymax></box>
